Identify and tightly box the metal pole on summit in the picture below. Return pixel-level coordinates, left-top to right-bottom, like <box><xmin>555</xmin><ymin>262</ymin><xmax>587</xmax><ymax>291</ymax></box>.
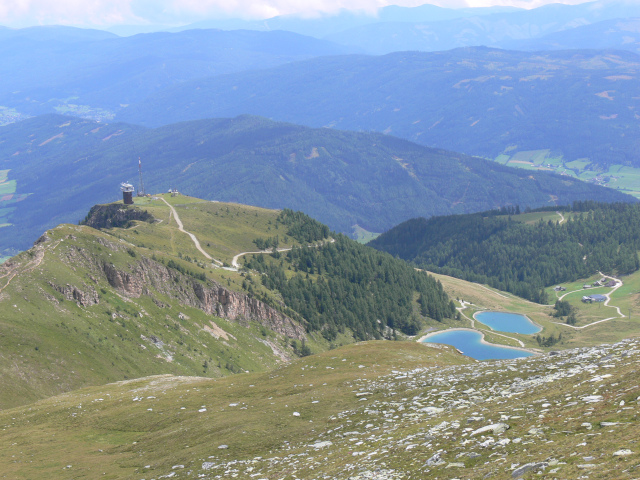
<box><xmin>138</xmin><ymin>157</ymin><xmax>145</xmax><ymax>196</ymax></box>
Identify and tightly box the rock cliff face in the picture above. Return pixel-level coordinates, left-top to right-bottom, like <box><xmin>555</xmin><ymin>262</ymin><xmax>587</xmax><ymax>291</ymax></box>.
<box><xmin>49</xmin><ymin>282</ymin><xmax>99</xmax><ymax>307</ymax></box>
<box><xmin>80</xmin><ymin>204</ymin><xmax>154</xmax><ymax>230</ymax></box>
<box><xmin>101</xmin><ymin>256</ymin><xmax>305</xmax><ymax>340</ymax></box>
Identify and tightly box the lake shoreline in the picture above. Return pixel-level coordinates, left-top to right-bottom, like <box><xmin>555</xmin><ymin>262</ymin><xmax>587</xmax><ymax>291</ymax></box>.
<box><xmin>473</xmin><ymin>310</ymin><xmax>542</xmax><ymax>334</ymax></box>
<box><xmin>418</xmin><ymin>327</ymin><xmax>539</xmax><ymax>358</ymax></box>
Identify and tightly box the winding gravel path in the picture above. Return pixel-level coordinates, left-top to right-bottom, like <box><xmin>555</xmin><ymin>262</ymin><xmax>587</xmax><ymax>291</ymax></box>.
<box><xmin>161</xmin><ymin>198</ymin><xmax>222</xmax><ymax>266</ymax></box>
<box><xmin>551</xmin><ymin>272</ymin><xmax>625</xmax><ymax>330</ymax></box>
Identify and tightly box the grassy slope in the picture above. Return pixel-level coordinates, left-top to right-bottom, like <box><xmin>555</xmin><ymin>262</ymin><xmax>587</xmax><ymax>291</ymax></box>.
<box><xmin>2</xmin><ymin>198</ymin><xmax>640</xmax><ymax>478</ymax></box>
<box><xmin>426</xmin><ymin>265</ymin><xmax>640</xmax><ymax>352</ymax></box>
<box><xmin>1</xmin><ymin>336</ymin><xmax>639</xmax><ymax>479</ymax></box>
<box><xmin>0</xmin><ymin>341</ymin><xmax>469</xmax><ymax>479</ymax></box>
<box><xmin>0</xmin><ymin>195</ymin><xmax>318</xmax><ymax>410</ymax></box>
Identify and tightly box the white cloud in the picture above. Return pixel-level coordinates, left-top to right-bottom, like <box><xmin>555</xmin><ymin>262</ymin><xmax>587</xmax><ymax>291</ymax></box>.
<box><xmin>0</xmin><ymin>0</ymin><xmax>593</xmax><ymax>27</ymax></box>
<box><xmin>0</xmin><ymin>0</ymin><xmax>140</xmax><ymax>26</ymax></box>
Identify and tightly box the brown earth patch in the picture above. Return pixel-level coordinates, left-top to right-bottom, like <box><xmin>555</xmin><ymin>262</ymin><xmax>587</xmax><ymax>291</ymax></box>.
<box><xmin>596</xmin><ymin>91</ymin><xmax>615</xmax><ymax>100</ymax></box>
<box><xmin>39</xmin><ymin>133</ymin><xmax>63</xmax><ymax>146</ymax></box>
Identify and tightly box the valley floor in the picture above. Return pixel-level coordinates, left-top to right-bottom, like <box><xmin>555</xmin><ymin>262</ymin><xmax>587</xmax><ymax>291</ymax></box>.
<box><xmin>426</xmin><ymin>268</ymin><xmax>640</xmax><ymax>355</ymax></box>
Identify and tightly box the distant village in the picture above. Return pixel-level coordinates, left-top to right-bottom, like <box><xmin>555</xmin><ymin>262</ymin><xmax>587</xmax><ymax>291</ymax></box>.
<box><xmin>554</xmin><ymin>277</ymin><xmax>617</xmax><ymax>304</ymax></box>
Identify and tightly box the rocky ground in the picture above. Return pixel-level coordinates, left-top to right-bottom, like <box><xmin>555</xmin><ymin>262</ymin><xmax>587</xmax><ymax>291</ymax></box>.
<box><xmin>2</xmin><ymin>339</ymin><xmax>639</xmax><ymax>479</ymax></box>
<box><xmin>197</xmin><ymin>340</ymin><xmax>640</xmax><ymax>479</ymax></box>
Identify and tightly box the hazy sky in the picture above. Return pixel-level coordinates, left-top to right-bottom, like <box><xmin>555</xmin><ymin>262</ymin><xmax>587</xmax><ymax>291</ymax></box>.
<box><xmin>0</xmin><ymin>0</ymin><xmax>592</xmax><ymax>27</ymax></box>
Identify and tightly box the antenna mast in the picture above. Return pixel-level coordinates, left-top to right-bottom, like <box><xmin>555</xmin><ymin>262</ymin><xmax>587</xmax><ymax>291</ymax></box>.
<box><xmin>137</xmin><ymin>157</ymin><xmax>145</xmax><ymax>197</ymax></box>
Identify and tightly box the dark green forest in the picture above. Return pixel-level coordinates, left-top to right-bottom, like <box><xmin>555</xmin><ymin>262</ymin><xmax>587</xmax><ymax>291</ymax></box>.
<box><xmin>245</xmin><ymin>209</ymin><xmax>455</xmax><ymax>340</ymax></box>
<box><xmin>369</xmin><ymin>202</ymin><xmax>640</xmax><ymax>303</ymax></box>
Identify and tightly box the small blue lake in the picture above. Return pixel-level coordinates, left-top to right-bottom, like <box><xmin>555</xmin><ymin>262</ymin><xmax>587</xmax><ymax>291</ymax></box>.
<box><xmin>423</xmin><ymin>330</ymin><xmax>534</xmax><ymax>361</ymax></box>
<box><xmin>475</xmin><ymin>311</ymin><xmax>541</xmax><ymax>334</ymax></box>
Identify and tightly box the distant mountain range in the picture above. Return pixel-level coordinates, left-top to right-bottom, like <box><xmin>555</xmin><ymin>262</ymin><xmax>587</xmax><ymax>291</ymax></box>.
<box><xmin>0</xmin><ymin>1</ymin><xmax>639</xmax><ymax>123</ymax></box>
<box><xmin>165</xmin><ymin>4</ymin><xmax>521</xmax><ymax>39</ymax></box>
<box><xmin>0</xmin><ymin>27</ymin><xmax>356</xmax><ymax>121</ymax></box>
<box><xmin>0</xmin><ymin>114</ymin><xmax>632</xmax><ymax>255</ymax></box>
<box><xmin>511</xmin><ymin>17</ymin><xmax>640</xmax><ymax>54</ymax></box>
<box><xmin>323</xmin><ymin>2</ymin><xmax>640</xmax><ymax>54</ymax></box>
<box><xmin>117</xmin><ymin>48</ymin><xmax>640</xmax><ymax>169</ymax></box>
<box><xmin>104</xmin><ymin>0</ymin><xmax>640</xmax><ymax>43</ymax></box>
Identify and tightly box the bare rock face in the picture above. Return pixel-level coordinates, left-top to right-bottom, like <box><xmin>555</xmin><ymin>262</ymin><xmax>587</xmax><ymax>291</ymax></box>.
<box><xmin>101</xmin><ymin>257</ymin><xmax>305</xmax><ymax>340</ymax></box>
<box><xmin>49</xmin><ymin>282</ymin><xmax>99</xmax><ymax>307</ymax></box>
<box><xmin>102</xmin><ymin>262</ymin><xmax>146</xmax><ymax>297</ymax></box>
<box><xmin>34</xmin><ymin>233</ymin><xmax>50</xmax><ymax>245</ymax></box>
<box><xmin>81</xmin><ymin>204</ymin><xmax>154</xmax><ymax>230</ymax></box>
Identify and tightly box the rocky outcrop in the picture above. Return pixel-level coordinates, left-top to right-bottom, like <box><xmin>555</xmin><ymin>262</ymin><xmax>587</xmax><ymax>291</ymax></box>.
<box><xmin>193</xmin><ymin>283</ymin><xmax>304</xmax><ymax>339</ymax></box>
<box><xmin>49</xmin><ymin>282</ymin><xmax>99</xmax><ymax>307</ymax></box>
<box><xmin>101</xmin><ymin>257</ymin><xmax>305</xmax><ymax>340</ymax></box>
<box><xmin>81</xmin><ymin>204</ymin><xmax>154</xmax><ymax>230</ymax></box>
<box><xmin>34</xmin><ymin>233</ymin><xmax>50</xmax><ymax>245</ymax></box>
<box><xmin>102</xmin><ymin>261</ymin><xmax>146</xmax><ymax>297</ymax></box>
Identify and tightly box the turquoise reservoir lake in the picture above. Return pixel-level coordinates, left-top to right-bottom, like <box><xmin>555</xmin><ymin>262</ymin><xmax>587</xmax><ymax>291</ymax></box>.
<box><xmin>423</xmin><ymin>330</ymin><xmax>534</xmax><ymax>360</ymax></box>
<box><xmin>475</xmin><ymin>311</ymin><xmax>541</xmax><ymax>334</ymax></box>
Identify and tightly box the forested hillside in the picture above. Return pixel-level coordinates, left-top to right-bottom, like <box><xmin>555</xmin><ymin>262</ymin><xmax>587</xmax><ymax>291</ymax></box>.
<box><xmin>369</xmin><ymin>202</ymin><xmax>640</xmax><ymax>303</ymax></box>
<box><xmin>118</xmin><ymin>48</ymin><xmax>640</xmax><ymax>169</ymax></box>
<box><xmin>247</xmin><ymin>211</ymin><xmax>453</xmax><ymax>339</ymax></box>
<box><xmin>244</xmin><ymin>209</ymin><xmax>454</xmax><ymax>340</ymax></box>
<box><xmin>1</xmin><ymin>114</ymin><xmax>631</xmax><ymax>257</ymax></box>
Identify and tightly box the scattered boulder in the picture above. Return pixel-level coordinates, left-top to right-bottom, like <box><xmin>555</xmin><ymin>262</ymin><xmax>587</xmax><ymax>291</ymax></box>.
<box><xmin>613</xmin><ymin>449</ymin><xmax>633</xmax><ymax>457</ymax></box>
<box><xmin>512</xmin><ymin>462</ymin><xmax>548</xmax><ymax>478</ymax></box>
<box><xmin>471</xmin><ymin>423</ymin><xmax>509</xmax><ymax>436</ymax></box>
<box><xmin>425</xmin><ymin>453</ymin><xmax>445</xmax><ymax>467</ymax></box>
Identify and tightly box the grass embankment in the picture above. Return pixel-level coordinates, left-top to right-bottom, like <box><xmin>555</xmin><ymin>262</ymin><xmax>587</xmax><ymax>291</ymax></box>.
<box><xmin>0</xmin><ymin>223</ymin><xmax>291</xmax><ymax>410</ymax></box>
<box><xmin>0</xmin><ymin>196</ymin><xmax>336</xmax><ymax>409</ymax></box>
<box><xmin>0</xmin><ymin>341</ymin><xmax>468</xmax><ymax>479</ymax></box>
<box><xmin>2</xmin><ymin>337</ymin><xmax>640</xmax><ymax>479</ymax></box>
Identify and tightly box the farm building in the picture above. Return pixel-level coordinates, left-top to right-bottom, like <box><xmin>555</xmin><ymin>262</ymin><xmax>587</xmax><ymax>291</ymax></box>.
<box><xmin>554</xmin><ymin>286</ymin><xmax>566</xmax><ymax>291</ymax></box>
<box><xmin>582</xmin><ymin>294</ymin><xmax>607</xmax><ymax>303</ymax></box>
<box><xmin>605</xmin><ymin>280</ymin><xmax>616</xmax><ymax>288</ymax></box>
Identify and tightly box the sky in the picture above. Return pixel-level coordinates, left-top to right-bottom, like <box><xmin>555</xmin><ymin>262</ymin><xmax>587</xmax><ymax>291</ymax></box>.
<box><xmin>0</xmin><ymin>0</ymin><xmax>594</xmax><ymax>28</ymax></box>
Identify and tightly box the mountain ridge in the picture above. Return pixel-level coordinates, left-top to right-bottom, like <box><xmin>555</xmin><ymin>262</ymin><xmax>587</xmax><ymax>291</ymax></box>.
<box><xmin>0</xmin><ymin>113</ymin><xmax>634</xmax><ymax>256</ymax></box>
<box><xmin>0</xmin><ymin>195</ymin><xmax>454</xmax><ymax>408</ymax></box>
<box><xmin>115</xmin><ymin>47</ymin><xmax>640</xmax><ymax>171</ymax></box>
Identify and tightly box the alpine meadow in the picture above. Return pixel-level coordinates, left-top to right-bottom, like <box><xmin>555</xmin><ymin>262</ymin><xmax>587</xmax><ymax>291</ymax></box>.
<box><xmin>1</xmin><ymin>1</ymin><xmax>640</xmax><ymax>479</ymax></box>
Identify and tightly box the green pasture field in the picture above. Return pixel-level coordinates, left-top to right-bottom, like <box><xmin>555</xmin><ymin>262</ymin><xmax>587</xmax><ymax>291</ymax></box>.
<box><xmin>122</xmin><ymin>194</ymin><xmax>296</xmax><ymax>266</ymax></box>
<box><xmin>565</xmin><ymin>158</ymin><xmax>591</xmax><ymax>170</ymax></box>
<box><xmin>352</xmin><ymin>224</ymin><xmax>379</xmax><ymax>244</ymax></box>
<box><xmin>431</xmin><ymin>267</ymin><xmax>640</xmax><ymax>352</ymax></box>
<box><xmin>0</xmin><ymin>179</ymin><xmax>16</xmax><ymax>195</ymax></box>
<box><xmin>495</xmin><ymin>154</ymin><xmax>510</xmax><ymax>165</ymax></box>
<box><xmin>507</xmin><ymin>211</ymin><xmax>564</xmax><ymax>224</ymax></box>
<box><xmin>496</xmin><ymin>150</ymin><xmax>640</xmax><ymax>199</ymax></box>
